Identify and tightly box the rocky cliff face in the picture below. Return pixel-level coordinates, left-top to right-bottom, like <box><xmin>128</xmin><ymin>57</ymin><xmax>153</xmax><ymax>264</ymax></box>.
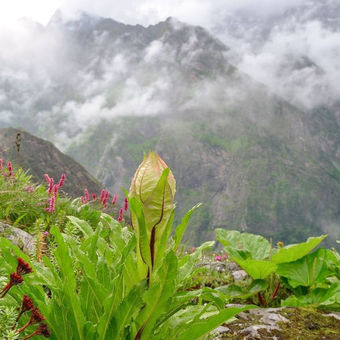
<box><xmin>0</xmin><ymin>128</ymin><xmax>102</xmax><ymax>197</ymax></box>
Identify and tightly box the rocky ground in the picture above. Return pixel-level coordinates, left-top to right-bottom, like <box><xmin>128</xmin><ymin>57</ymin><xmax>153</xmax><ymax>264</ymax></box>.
<box><xmin>211</xmin><ymin>306</ymin><xmax>340</xmax><ymax>339</ymax></box>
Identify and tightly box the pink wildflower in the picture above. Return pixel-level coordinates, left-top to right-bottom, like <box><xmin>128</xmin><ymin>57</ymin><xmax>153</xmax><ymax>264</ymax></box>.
<box><xmin>99</xmin><ymin>189</ymin><xmax>105</xmax><ymax>202</ymax></box>
<box><xmin>24</xmin><ymin>186</ymin><xmax>34</xmax><ymax>192</ymax></box>
<box><xmin>92</xmin><ymin>193</ymin><xmax>97</xmax><ymax>200</ymax></box>
<box><xmin>44</xmin><ymin>174</ymin><xmax>50</xmax><ymax>183</ymax></box>
<box><xmin>84</xmin><ymin>189</ymin><xmax>90</xmax><ymax>203</ymax></box>
<box><xmin>47</xmin><ymin>178</ymin><xmax>54</xmax><ymax>195</ymax></box>
<box><xmin>101</xmin><ymin>190</ymin><xmax>109</xmax><ymax>206</ymax></box>
<box><xmin>118</xmin><ymin>208</ymin><xmax>124</xmax><ymax>222</ymax></box>
<box><xmin>7</xmin><ymin>161</ymin><xmax>12</xmax><ymax>177</ymax></box>
<box><xmin>58</xmin><ymin>173</ymin><xmax>66</xmax><ymax>188</ymax></box>
<box><xmin>53</xmin><ymin>184</ymin><xmax>58</xmax><ymax>196</ymax></box>
<box><xmin>124</xmin><ymin>197</ymin><xmax>129</xmax><ymax>211</ymax></box>
<box><xmin>112</xmin><ymin>194</ymin><xmax>117</xmax><ymax>205</ymax></box>
<box><xmin>215</xmin><ymin>256</ymin><xmax>222</xmax><ymax>262</ymax></box>
<box><xmin>48</xmin><ymin>195</ymin><xmax>56</xmax><ymax>213</ymax></box>
<box><xmin>0</xmin><ymin>158</ymin><xmax>3</xmax><ymax>171</ymax></box>
<box><xmin>221</xmin><ymin>254</ymin><xmax>227</xmax><ymax>260</ymax></box>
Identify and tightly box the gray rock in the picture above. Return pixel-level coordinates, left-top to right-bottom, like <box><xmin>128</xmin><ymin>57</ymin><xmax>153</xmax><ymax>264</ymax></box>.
<box><xmin>325</xmin><ymin>312</ymin><xmax>340</xmax><ymax>321</ymax></box>
<box><xmin>240</xmin><ymin>324</ymin><xmax>281</xmax><ymax>339</ymax></box>
<box><xmin>0</xmin><ymin>222</ymin><xmax>36</xmax><ymax>254</ymax></box>
<box><xmin>226</xmin><ymin>262</ymin><xmax>240</xmax><ymax>272</ymax></box>
<box><xmin>260</xmin><ymin>313</ymin><xmax>289</xmax><ymax>325</ymax></box>
<box><xmin>232</xmin><ymin>270</ymin><xmax>247</xmax><ymax>281</ymax></box>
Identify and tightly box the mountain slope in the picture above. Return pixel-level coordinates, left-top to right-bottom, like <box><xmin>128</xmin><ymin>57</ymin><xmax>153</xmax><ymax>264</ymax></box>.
<box><xmin>0</xmin><ymin>12</ymin><xmax>339</xmax><ymax>245</ymax></box>
<box><xmin>0</xmin><ymin>128</ymin><xmax>102</xmax><ymax>197</ymax></box>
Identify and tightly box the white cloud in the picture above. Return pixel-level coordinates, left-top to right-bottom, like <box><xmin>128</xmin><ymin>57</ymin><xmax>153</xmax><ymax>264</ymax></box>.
<box><xmin>233</xmin><ymin>20</ymin><xmax>340</xmax><ymax>107</ymax></box>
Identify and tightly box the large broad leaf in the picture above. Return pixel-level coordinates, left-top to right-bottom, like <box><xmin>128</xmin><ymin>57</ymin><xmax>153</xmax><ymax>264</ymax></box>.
<box><xmin>143</xmin><ymin>168</ymin><xmax>175</xmax><ymax>269</ymax></box>
<box><xmin>272</xmin><ymin>235</ymin><xmax>327</xmax><ymax>264</ymax></box>
<box><xmin>281</xmin><ymin>282</ymin><xmax>340</xmax><ymax>310</ymax></box>
<box><xmin>217</xmin><ymin>280</ymin><xmax>268</xmax><ymax>299</ymax></box>
<box><xmin>174</xmin><ymin>203</ymin><xmax>202</xmax><ymax>251</ymax></box>
<box><xmin>176</xmin><ymin>305</ymin><xmax>255</xmax><ymax>340</ymax></box>
<box><xmin>234</xmin><ymin>258</ymin><xmax>276</xmax><ymax>280</ymax></box>
<box><xmin>134</xmin><ymin>251</ymin><xmax>178</xmax><ymax>340</ymax></box>
<box><xmin>129</xmin><ymin>196</ymin><xmax>151</xmax><ymax>274</ymax></box>
<box><xmin>216</xmin><ymin>229</ymin><xmax>271</xmax><ymax>260</ymax></box>
<box><xmin>178</xmin><ymin>241</ymin><xmax>215</xmax><ymax>282</ymax></box>
<box><xmin>277</xmin><ymin>248</ymin><xmax>331</xmax><ymax>288</ymax></box>
<box><xmin>101</xmin><ymin>282</ymin><xmax>146</xmax><ymax>339</ymax></box>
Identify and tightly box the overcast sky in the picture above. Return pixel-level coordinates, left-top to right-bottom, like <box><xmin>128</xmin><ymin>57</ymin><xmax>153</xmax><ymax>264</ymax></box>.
<box><xmin>0</xmin><ymin>0</ymin><xmax>307</xmax><ymax>27</ymax></box>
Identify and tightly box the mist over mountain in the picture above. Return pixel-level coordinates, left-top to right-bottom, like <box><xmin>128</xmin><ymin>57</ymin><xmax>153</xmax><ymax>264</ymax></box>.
<box><xmin>0</xmin><ymin>4</ymin><xmax>339</xmax><ymax>245</ymax></box>
<box><xmin>213</xmin><ymin>0</ymin><xmax>340</xmax><ymax>109</ymax></box>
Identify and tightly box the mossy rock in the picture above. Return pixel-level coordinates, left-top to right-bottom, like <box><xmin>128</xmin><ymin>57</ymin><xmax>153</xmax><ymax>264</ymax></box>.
<box><xmin>212</xmin><ymin>307</ymin><xmax>340</xmax><ymax>339</ymax></box>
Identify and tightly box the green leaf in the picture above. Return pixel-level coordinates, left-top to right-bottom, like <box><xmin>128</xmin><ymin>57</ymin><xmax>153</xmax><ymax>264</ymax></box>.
<box><xmin>135</xmin><ymin>251</ymin><xmax>178</xmax><ymax>340</ymax></box>
<box><xmin>281</xmin><ymin>282</ymin><xmax>340</xmax><ymax>309</ymax></box>
<box><xmin>217</xmin><ymin>280</ymin><xmax>268</xmax><ymax>299</ymax></box>
<box><xmin>130</xmin><ymin>196</ymin><xmax>152</xmax><ymax>269</ymax></box>
<box><xmin>97</xmin><ymin>236</ymin><xmax>137</xmax><ymax>340</ymax></box>
<box><xmin>176</xmin><ymin>306</ymin><xmax>255</xmax><ymax>340</ymax></box>
<box><xmin>272</xmin><ymin>235</ymin><xmax>327</xmax><ymax>264</ymax></box>
<box><xmin>143</xmin><ymin>168</ymin><xmax>174</xmax><ymax>267</ymax></box>
<box><xmin>50</xmin><ymin>226</ymin><xmax>86</xmax><ymax>340</ymax></box>
<box><xmin>234</xmin><ymin>258</ymin><xmax>276</xmax><ymax>280</ymax></box>
<box><xmin>174</xmin><ymin>203</ymin><xmax>202</xmax><ymax>251</ymax></box>
<box><xmin>216</xmin><ymin>229</ymin><xmax>271</xmax><ymax>260</ymax></box>
<box><xmin>67</xmin><ymin>216</ymin><xmax>94</xmax><ymax>236</ymax></box>
<box><xmin>277</xmin><ymin>248</ymin><xmax>331</xmax><ymax>288</ymax></box>
<box><xmin>106</xmin><ymin>282</ymin><xmax>146</xmax><ymax>339</ymax></box>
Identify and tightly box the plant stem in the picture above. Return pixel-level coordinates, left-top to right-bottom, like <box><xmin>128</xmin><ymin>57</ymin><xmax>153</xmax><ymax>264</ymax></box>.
<box><xmin>271</xmin><ymin>281</ymin><xmax>281</xmax><ymax>300</ymax></box>
<box><xmin>15</xmin><ymin>321</ymin><xmax>30</xmax><ymax>335</ymax></box>
<box><xmin>258</xmin><ymin>292</ymin><xmax>267</xmax><ymax>306</ymax></box>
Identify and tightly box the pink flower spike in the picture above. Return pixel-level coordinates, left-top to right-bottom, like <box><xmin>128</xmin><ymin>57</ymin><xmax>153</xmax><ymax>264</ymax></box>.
<box><xmin>112</xmin><ymin>194</ymin><xmax>117</xmax><ymax>205</ymax></box>
<box><xmin>101</xmin><ymin>190</ymin><xmax>109</xmax><ymax>206</ymax></box>
<box><xmin>124</xmin><ymin>197</ymin><xmax>128</xmax><ymax>211</ymax></box>
<box><xmin>53</xmin><ymin>184</ymin><xmax>58</xmax><ymax>196</ymax></box>
<box><xmin>100</xmin><ymin>189</ymin><xmax>105</xmax><ymax>202</ymax></box>
<box><xmin>58</xmin><ymin>173</ymin><xmax>66</xmax><ymax>188</ymax></box>
<box><xmin>7</xmin><ymin>161</ymin><xmax>13</xmax><ymax>177</ymax></box>
<box><xmin>44</xmin><ymin>174</ymin><xmax>50</xmax><ymax>183</ymax></box>
<box><xmin>215</xmin><ymin>256</ymin><xmax>222</xmax><ymax>262</ymax></box>
<box><xmin>92</xmin><ymin>193</ymin><xmax>97</xmax><ymax>200</ymax></box>
<box><xmin>48</xmin><ymin>195</ymin><xmax>56</xmax><ymax>213</ymax></box>
<box><xmin>118</xmin><ymin>208</ymin><xmax>124</xmax><ymax>222</ymax></box>
<box><xmin>48</xmin><ymin>178</ymin><xmax>54</xmax><ymax>194</ymax></box>
<box><xmin>84</xmin><ymin>189</ymin><xmax>90</xmax><ymax>202</ymax></box>
<box><xmin>0</xmin><ymin>159</ymin><xmax>3</xmax><ymax>170</ymax></box>
<box><xmin>222</xmin><ymin>254</ymin><xmax>227</xmax><ymax>260</ymax></box>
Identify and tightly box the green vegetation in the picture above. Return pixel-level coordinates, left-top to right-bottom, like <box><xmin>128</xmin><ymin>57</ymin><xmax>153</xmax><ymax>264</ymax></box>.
<box><xmin>216</xmin><ymin>229</ymin><xmax>340</xmax><ymax>309</ymax></box>
<box><xmin>0</xmin><ymin>153</ymin><xmax>339</xmax><ymax>339</ymax></box>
